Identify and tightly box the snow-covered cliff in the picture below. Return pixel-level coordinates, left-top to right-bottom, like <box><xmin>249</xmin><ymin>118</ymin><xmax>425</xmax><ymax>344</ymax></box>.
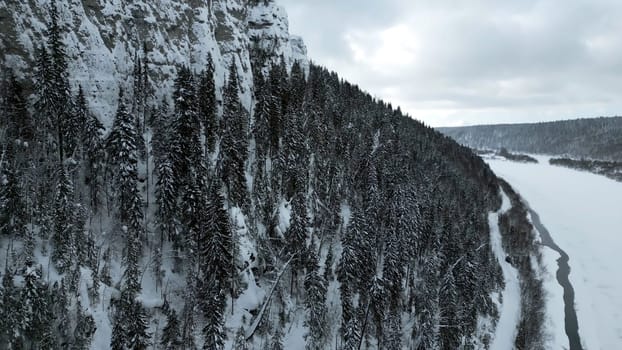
<box><xmin>0</xmin><ymin>0</ymin><xmax>307</xmax><ymax>128</ymax></box>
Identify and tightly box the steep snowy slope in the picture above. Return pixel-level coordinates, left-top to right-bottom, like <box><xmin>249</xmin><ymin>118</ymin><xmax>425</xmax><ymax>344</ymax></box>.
<box><xmin>0</xmin><ymin>0</ymin><xmax>307</xmax><ymax>128</ymax></box>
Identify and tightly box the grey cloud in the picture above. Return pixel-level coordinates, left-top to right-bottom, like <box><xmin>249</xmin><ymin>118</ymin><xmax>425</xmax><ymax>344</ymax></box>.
<box><xmin>278</xmin><ymin>0</ymin><xmax>622</xmax><ymax>126</ymax></box>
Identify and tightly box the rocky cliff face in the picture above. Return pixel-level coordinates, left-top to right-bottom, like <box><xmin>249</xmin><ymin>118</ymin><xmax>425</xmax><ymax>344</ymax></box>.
<box><xmin>0</xmin><ymin>0</ymin><xmax>307</xmax><ymax>128</ymax></box>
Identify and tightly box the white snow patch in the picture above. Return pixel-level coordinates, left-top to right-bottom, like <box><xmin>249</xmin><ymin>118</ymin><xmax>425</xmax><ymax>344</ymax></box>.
<box><xmin>340</xmin><ymin>202</ymin><xmax>352</xmax><ymax>230</ymax></box>
<box><xmin>277</xmin><ymin>199</ymin><xmax>292</xmax><ymax>237</ymax></box>
<box><xmin>489</xmin><ymin>189</ymin><xmax>522</xmax><ymax>350</ymax></box>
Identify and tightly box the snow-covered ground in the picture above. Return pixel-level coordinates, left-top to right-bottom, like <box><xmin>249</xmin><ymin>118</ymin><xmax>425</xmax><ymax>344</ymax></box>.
<box><xmin>489</xmin><ymin>190</ymin><xmax>521</xmax><ymax>350</ymax></box>
<box><xmin>487</xmin><ymin>154</ymin><xmax>622</xmax><ymax>350</ymax></box>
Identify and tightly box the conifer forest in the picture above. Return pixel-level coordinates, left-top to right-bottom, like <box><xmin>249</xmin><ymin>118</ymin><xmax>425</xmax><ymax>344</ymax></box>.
<box><xmin>0</xmin><ymin>1</ymin><xmax>547</xmax><ymax>349</ymax></box>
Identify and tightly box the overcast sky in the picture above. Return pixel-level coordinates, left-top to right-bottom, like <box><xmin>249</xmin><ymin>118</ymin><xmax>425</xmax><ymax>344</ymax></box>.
<box><xmin>279</xmin><ymin>0</ymin><xmax>622</xmax><ymax>127</ymax></box>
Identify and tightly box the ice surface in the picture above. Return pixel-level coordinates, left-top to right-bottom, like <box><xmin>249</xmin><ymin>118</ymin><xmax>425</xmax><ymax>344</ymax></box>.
<box><xmin>488</xmin><ymin>154</ymin><xmax>622</xmax><ymax>350</ymax></box>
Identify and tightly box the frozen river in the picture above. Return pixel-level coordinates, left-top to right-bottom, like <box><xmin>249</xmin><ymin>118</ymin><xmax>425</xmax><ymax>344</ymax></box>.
<box><xmin>486</xmin><ymin>155</ymin><xmax>622</xmax><ymax>350</ymax></box>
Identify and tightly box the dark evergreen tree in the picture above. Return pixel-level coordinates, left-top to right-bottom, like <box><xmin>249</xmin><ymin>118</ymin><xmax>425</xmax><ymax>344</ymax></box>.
<box><xmin>0</xmin><ymin>269</ymin><xmax>23</xmax><ymax>346</ymax></box>
<box><xmin>155</xmin><ymin>155</ymin><xmax>177</xmax><ymax>243</ymax></box>
<box><xmin>106</xmin><ymin>89</ymin><xmax>144</xmax><ymax>248</ymax></box>
<box><xmin>233</xmin><ymin>328</ymin><xmax>249</xmax><ymax>350</ymax></box>
<box><xmin>303</xmin><ymin>252</ymin><xmax>328</xmax><ymax>350</ymax></box>
<box><xmin>171</xmin><ymin>66</ymin><xmax>201</xmax><ymax>191</ymax></box>
<box><xmin>323</xmin><ymin>245</ymin><xmax>334</xmax><ymax>281</ymax></box>
<box><xmin>53</xmin><ymin>279</ymin><xmax>72</xmax><ymax>346</ymax></box>
<box><xmin>127</xmin><ymin>299</ymin><xmax>151</xmax><ymax>349</ymax></box>
<box><xmin>78</xmin><ymin>87</ymin><xmax>105</xmax><ymax>212</ymax></box>
<box><xmin>253</xmin><ymin>72</ymin><xmax>277</xmax><ymax>161</ymax></box>
<box><xmin>33</xmin><ymin>44</ymin><xmax>55</xmax><ymax>146</ymax></box>
<box><xmin>21</xmin><ymin>264</ymin><xmax>51</xmax><ymax>347</ymax></box>
<box><xmin>342</xmin><ymin>317</ymin><xmax>361</xmax><ymax>350</ymax></box>
<box><xmin>384</xmin><ymin>312</ymin><xmax>402</xmax><ymax>350</ymax></box>
<box><xmin>3</xmin><ymin>74</ymin><xmax>34</xmax><ymax>142</ymax></box>
<box><xmin>111</xmin><ymin>292</ymin><xmax>150</xmax><ymax>350</ymax></box>
<box><xmin>132</xmin><ymin>51</ymin><xmax>147</xmax><ymax>134</ymax></box>
<box><xmin>337</xmin><ymin>218</ymin><xmax>358</xmax><ymax>336</ymax></box>
<box><xmin>161</xmin><ymin>309</ymin><xmax>182</xmax><ymax>349</ymax></box>
<box><xmin>280</xmin><ymin>109</ymin><xmax>308</xmax><ymax>199</ymax></box>
<box><xmin>383</xmin><ymin>229</ymin><xmax>405</xmax><ymax>309</ymax></box>
<box><xmin>287</xmin><ymin>192</ymin><xmax>308</xmax><ymax>274</ymax></box>
<box><xmin>0</xmin><ymin>148</ymin><xmax>27</xmax><ymax>238</ymax></box>
<box><xmin>150</xmin><ymin>98</ymin><xmax>171</xmax><ymax>163</ymax></box>
<box><xmin>267</xmin><ymin>61</ymin><xmax>286</xmax><ymax>153</ymax></box>
<box><xmin>199</xmin><ymin>190</ymin><xmax>234</xmax><ymax>349</ymax></box>
<box><xmin>219</xmin><ymin>62</ymin><xmax>249</xmax><ymax>206</ymax></box>
<box><xmin>73</xmin><ymin>299</ymin><xmax>96</xmax><ymax>349</ymax></box>
<box><xmin>122</xmin><ymin>223</ymin><xmax>143</xmax><ymax>296</ymax></box>
<box><xmin>416</xmin><ymin>247</ymin><xmax>442</xmax><ymax>350</ymax></box>
<box><xmin>108</xmin><ymin>89</ymin><xmax>147</xmax><ymax>349</ymax></box>
<box><xmin>198</xmin><ymin>54</ymin><xmax>218</xmax><ymax>154</ymax></box>
<box><xmin>439</xmin><ymin>270</ymin><xmax>460</xmax><ymax>349</ymax></box>
<box><xmin>201</xmin><ymin>280</ymin><xmax>226</xmax><ymax>350</ymax></box>
<box><xmin>89</xmin><ymin>268</ymin><xmax>100</xmax><ymax>303</ymax></box>
<box><xmin>47</xmin><ymin>0</ymin><xmax>73</xmax><ymax>161</ymax></box>
<box><xmin>269</xmin><ymin>327</ymin><xmax>284</xmax><ymax>350</ymax></box>
<box><xmin>100</xmin><ymin>247</ymin><xmax>112</xmax><ymax>286</ymax></box>
<box><xmin>368</xmin><ymin>276</ymin><xmax>386</xmax><ymax>347</ymax></box>
<box><xmin>52</xmin><ymin>166</ymin><xmax>75</xmax><ymax>272</ymax></box>
<box><xmin>337</xmin><ymin>208</ymin><xmax>374</xmax><ymax>295</ymax></box>
<box><xmin>288</xmin><ymin>61</ymin><xmax>306</xmax><ymax>111</ymax></box>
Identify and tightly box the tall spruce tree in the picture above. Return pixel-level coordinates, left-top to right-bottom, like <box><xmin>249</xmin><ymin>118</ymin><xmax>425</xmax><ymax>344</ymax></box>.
<box><xmin>252</xmin><ymin>72</ymin><xmax>275</xmax><ymax>161</ymax></box>
<box><xmin>281</xmin><ymin>108</ymin><xmax>308</xmax><ymax>199</ymax></box>
<box><xmin>161</xmin><ymin>309</ymin><xmax>182</xmax><ymax>349</ymax></box>
<box><xmin>107</xmin><ymin>88</ymin><xmax>148</xmax><ymax>348</ymax></box>
<box><xmin>287</xmin><ymin>192</ymin><xmax>309</xmax><ymax>275</ymax></box>
<box><xmin>73</xmin><ymin>299</ymin><xmax>96</xmax><ymax>349</ymax></box>
<box><xmin>171</xmin><ymin>66</ymin><xmax>201</xmax><ymax>192</ymax></box>
<box><xmin>303</xmin><ymin>252</ymin><xmax>328</xmax><ymax>350</ymax></box>
<box><xmin>3</xmin><ymin>74</ymin><xmax>34</xmax><ymax>142</ymax></box>
<box><xmin>267</xmin><ymin>62</ymin><xmax>286</xmax><ymax>153</ymax></box>
<box><xmin>79</xmin><ymin>87</ymin><xmax>105</xmax><ymax>212</ymax></box>
<box><xmin>0</xmin><ymin>269</ymin><xmax>23</xmax><ymax>346</ymax></box>
<box><xmin>106</xmin><ymin>89</ymin><xmax>144</xmax><ymax>244</ymax></box>
<box><xmin>21</xmin><ymin>264</ymin><xmax>52</xmax><ymax>347</ymax></box>
<box><xmin>219</xmin><ymin>62</ymin><xmax>249</xmax><ymax>206</ymax></box>
<box><xmin>155</xmin><ymin>154</ymin><xmax>177</xmax><ymax>243</ymax></box>
<box><xmin>0</xmin><ymin>147</ymin><xmax>27</xmax><ymax>239</ymax></box>
<box><xmin>199</xmin><ymin>189</ymin><xmax>233</xmax><ymax>349</ymax></box>
<box><xmin>47</xmin><ymin>0</ymin><xmax>73</xmax><ymax>161</ymax></box>
<box><xmin>52</xmin><ymin>166</ymin><xmax>75</xmax><ymax>272</ymax></box>
<box><xmin>198</xmin><ymin>54</ymin><xmax>218</xmax><ymax>154</ymax></box>
<box><xmin>288</xmin><ymin>61</ymin><xmax>306</xmax><ymax>111</ymax></box>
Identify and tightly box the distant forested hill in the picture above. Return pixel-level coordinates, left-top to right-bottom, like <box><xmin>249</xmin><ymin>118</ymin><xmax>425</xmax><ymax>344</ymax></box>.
<box><xmin>439</xmin><ymin>117</ymin><xmax>622</xmax><ymax>161</ymax></box>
